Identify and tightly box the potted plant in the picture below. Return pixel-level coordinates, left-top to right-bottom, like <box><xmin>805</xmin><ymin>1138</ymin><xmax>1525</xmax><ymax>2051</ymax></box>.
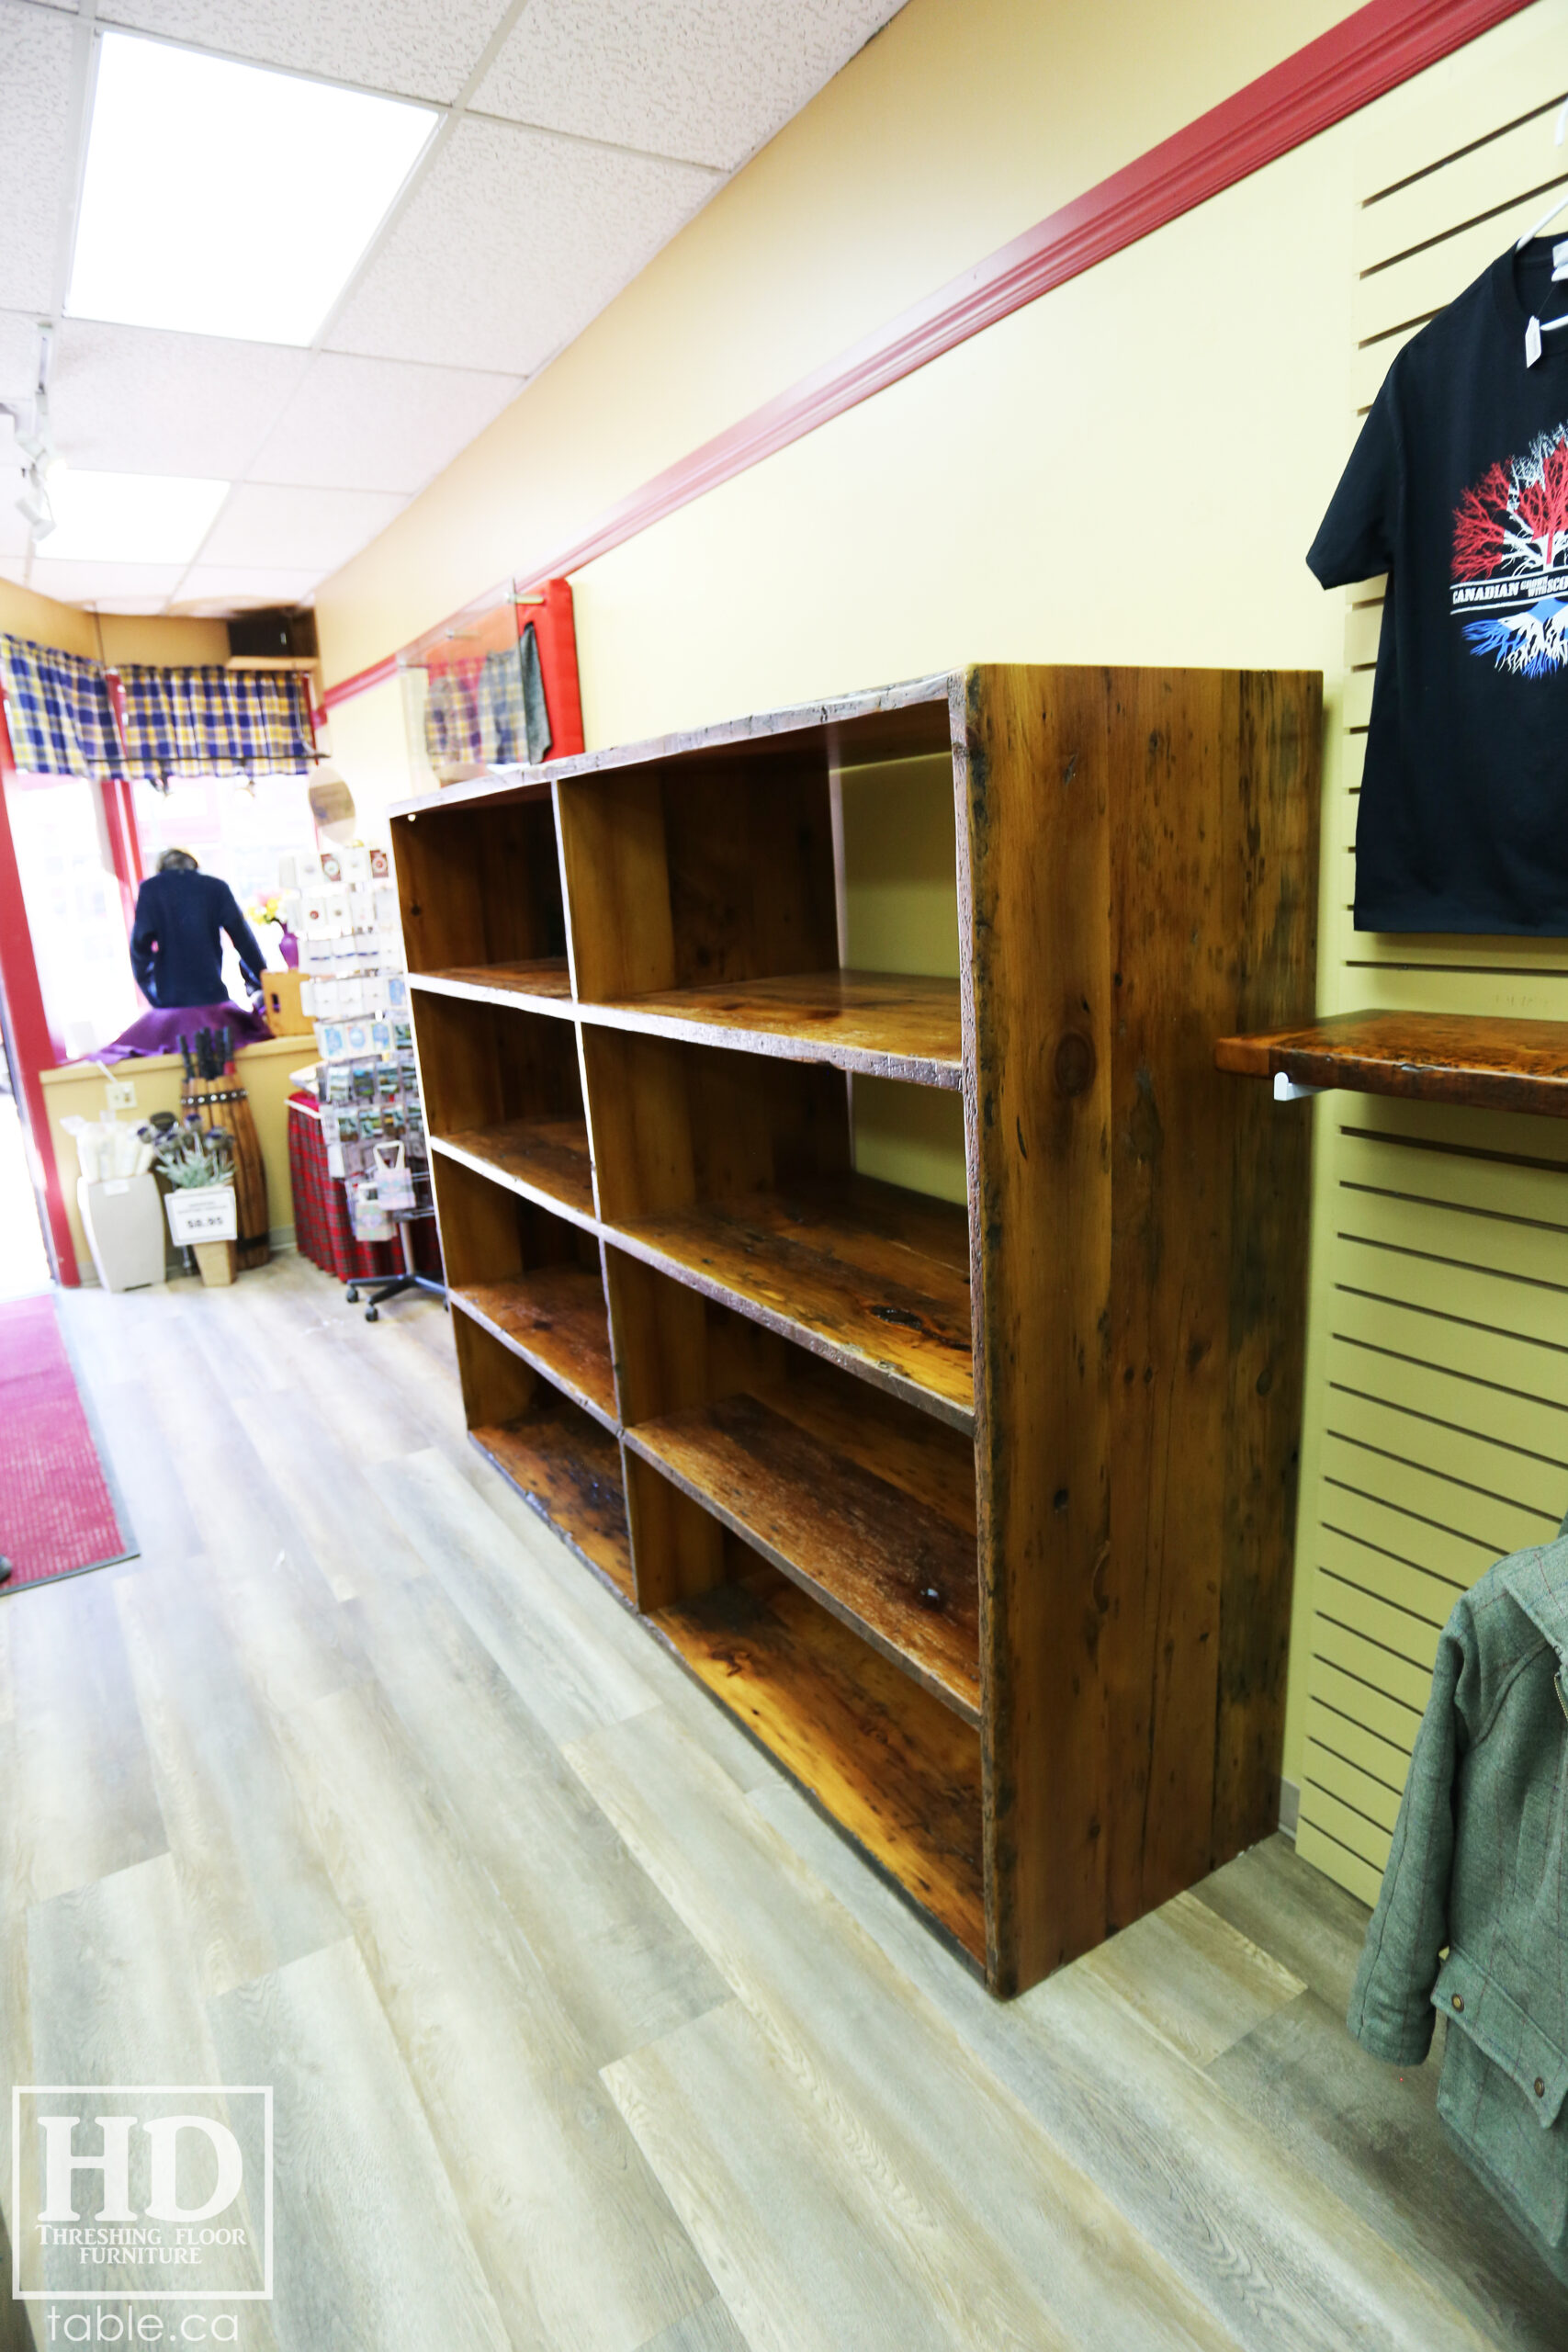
<box><xmin>156</xmin><ymin>1125</ymin><xmax>239</xmax><ymax>1286</ymax></box>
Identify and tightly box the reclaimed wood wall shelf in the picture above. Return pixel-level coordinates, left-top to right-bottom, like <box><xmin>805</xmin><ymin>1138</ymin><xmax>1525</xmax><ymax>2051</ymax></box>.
<box><xmin>1215</xmin><ymin>1010</ymin><xmax>1568</xmax><ymax>1118</ymax></box>
<box><xmin>393</xmin><ymin>662</ymin><xmax>1320</xmax><ymax>1995</ymax></box>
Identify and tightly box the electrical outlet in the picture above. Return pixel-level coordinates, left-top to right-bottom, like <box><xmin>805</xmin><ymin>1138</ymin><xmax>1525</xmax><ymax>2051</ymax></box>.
<box><xmin>105</xmin><ymin>1078</ymin><xmax>137</xmax><ymax>1111</ymax></box>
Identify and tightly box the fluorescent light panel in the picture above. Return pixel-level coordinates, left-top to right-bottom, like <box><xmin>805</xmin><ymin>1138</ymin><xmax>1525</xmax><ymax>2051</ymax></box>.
<box><xmin>43</xmin><ymin>469</ymin><xmax>229</xmax><ymax>564</ymax></box>
<box><xmin>67</xmin><ymin>33</ymin><xmax>437</xmax><ymax>346</ymax></box>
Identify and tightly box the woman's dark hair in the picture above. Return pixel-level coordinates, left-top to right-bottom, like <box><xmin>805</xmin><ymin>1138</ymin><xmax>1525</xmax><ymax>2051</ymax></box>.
<box><xmin>156</xmin><ymin>848</ymin><xmax>199</xmax><ymax>874</ymax></box>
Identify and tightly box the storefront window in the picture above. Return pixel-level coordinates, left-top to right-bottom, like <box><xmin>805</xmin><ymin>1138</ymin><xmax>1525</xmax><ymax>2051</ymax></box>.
<box><xmin>6</xmin><ymin>772</ymin><xmax>140</xmax><ymax>1061</ymax></box>
<box><xmin>132</xmin><ymin>771</ymin><xmax>321</xmax><ymax>994</ymax></box>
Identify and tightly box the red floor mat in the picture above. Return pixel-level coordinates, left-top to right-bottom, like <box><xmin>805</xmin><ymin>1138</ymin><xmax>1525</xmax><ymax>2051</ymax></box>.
<box><xmin>0</xmin><ymin>1293</ymin><xmax>133</xmax><ymax>1592</ymax></box>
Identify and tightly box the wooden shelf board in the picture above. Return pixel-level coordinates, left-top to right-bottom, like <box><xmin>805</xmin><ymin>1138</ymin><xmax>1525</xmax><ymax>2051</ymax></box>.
<box><xmin>1215</xmin><ymin>1009</ymin><xmax>1568</xmax><ymax>1118</ymax></box>
<box><xmin>453</xmin><ymin>1267</ymin><xmax>616</xmax><ymax>1429</ymax></box>
<box><xmin>627</xmin><ymin>1380</ymin><xmax>978</xmax><ymax>1722</ymax></box>
<box><xmin>651</xmin><ymin>1560</ymin><xmax>985</xmax><ymax>1962</ymax></box>
<box><xmin>433</xmin><ymin>1116</ymin><xmax>596</xmax><ymax>1227</ymax></box>
<box><xmin>390</xmin><ymin>673</ymin><xmax>953</xmax><ymax>819</ymax></box>
<box><xmin>411</xmin><ymin>960</ymin><xmax>574</xmax><ymax>1015</ymax></box>
<box><xmin>470</xmin><ymin>1406</ymin><xmax>632</xmax><ymax>1603</ymax></box>
<box><xmin>581</xmin><ymin>970</ymin><xmax>963</xmax><ymax>1087</ymax></box>
<box><xmin>609</xmin><ymin>1175</ymin><xmax>973</xmax><ymax>1430</ymax></box>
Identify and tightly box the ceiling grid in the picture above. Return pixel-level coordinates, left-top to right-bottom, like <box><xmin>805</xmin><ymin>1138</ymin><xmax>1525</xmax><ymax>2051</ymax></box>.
<box><xmin>0</xmin><ymin>0</ymin><xmax>905</xmax><ymax>617</ymax></box>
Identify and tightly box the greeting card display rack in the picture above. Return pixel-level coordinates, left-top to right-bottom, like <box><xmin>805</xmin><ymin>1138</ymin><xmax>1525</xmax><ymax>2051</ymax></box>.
<box><xmin>390</xmin><ymin>664</ymin><xmax>1319</xmax><ymax>1996</ymax></box>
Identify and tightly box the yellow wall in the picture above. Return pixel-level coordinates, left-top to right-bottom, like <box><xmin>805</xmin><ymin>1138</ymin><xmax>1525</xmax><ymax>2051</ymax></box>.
<box><xmin>0</xmin><ymin>578</ymin><xmax>230</xmax><ymax>666</ymax></box>
<box><xmin>39</xmin><ymin>1032</ymin><xmax>309</xmax><ymax>1278</ymax></box>
<box><xmin>311</xmin><ymin>0</ymin><xmax>1568</xmax><ymax>1823</ymax></box>
<box><xmin>313</xmin><ymin>0</ymin><xmax>1366</xmax><ymax>688</ymax></box>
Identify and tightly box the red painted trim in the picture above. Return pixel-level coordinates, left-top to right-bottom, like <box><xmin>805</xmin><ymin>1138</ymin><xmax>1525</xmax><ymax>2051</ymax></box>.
<box><xmin>0</xmin><ymin>703</ymin><xmax>77</xmax><ymax>1286</ymax></box>
<box><xmin>321</xmin><ymin>0</ymin><xmax>1532</xmax><ymax>711</ymax></box>
<box><xmin>99</xmin><ymin>775</ymin><xmax>138</xmax><ymax>931</ymax></box>
<box><xmin>118</xmin><ymin>773</ymin><xmax>144</xmax><ymax>888</ymax></box>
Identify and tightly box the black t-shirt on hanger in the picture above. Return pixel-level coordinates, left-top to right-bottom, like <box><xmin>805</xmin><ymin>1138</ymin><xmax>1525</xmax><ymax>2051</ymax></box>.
<box><xmin>1309</xmin><ymin>243</ymin><xmax>1568</xmax><ymax>934</ymax></box>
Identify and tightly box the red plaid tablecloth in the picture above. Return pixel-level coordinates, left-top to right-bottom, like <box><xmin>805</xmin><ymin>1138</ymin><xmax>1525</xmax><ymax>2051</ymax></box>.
<box><xmin>288</xmin><ymin>1095</ymin><xmax>442</xmax><ymax>1285</ymax></box>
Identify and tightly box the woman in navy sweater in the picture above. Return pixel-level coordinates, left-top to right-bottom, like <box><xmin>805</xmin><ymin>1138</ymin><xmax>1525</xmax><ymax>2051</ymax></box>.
<box><xmin>130</xmin><ymin>848</ymin><xmax>265</xmax><ymax>1010</ymax></box>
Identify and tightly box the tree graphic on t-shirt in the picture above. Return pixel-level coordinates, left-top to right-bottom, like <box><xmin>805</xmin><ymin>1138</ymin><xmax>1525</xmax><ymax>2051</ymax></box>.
<box><xmin>1451</xmin><ymin>426</ymin><xmax>1568</xmax><ymax>580</ymax></box>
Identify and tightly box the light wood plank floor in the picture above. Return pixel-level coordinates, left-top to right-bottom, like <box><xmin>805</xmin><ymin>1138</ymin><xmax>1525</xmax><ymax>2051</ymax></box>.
<box><xmin>3</xmin><ymin>1253</ymin><xmax>1564</xmax><ymax>2351</ymax></box>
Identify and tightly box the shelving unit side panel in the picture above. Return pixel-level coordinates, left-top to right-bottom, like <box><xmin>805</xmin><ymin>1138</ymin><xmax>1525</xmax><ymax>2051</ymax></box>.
<box><xmin>960</xmin><ymin>662</ymin><xmax>1114</xmax><ymax>1996</ymax></box>
<box><xmin>1212</xmin><ymin>668</ymin><xmax>1320</xmax><ymax>1862</ymax></box>
<box><xmin>1100</xmin><ymin>669</ymin><xmax>1245</xmax><ymax>1928</ymax></box>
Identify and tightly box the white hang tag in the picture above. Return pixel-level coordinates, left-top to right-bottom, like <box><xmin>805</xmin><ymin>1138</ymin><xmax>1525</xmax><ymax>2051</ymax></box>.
<box><xmin>1554</xmin><ymin>238</ymin><xmax>1568</xmax><ymax>282</ymax></box>
<box><xmin>1528</xmin><ymin>313</ymin><xmax>1544</xmax><ymax>368</ymax></box>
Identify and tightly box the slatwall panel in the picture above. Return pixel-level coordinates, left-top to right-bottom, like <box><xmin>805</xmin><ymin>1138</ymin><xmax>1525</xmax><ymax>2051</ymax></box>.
<box><xmin>1295</xmin><ymin>0</ymin><xmax>1568</xmax><ymax>1905</ymax></box>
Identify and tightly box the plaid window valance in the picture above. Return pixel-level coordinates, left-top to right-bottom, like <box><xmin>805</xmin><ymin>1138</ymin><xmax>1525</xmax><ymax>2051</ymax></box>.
<box><xmin>120</xmin><ymin>666</ymin><xmax>313</xmax><ymax>784</ymax></box>
<box><xmin>0</xmin><ymin>635</ymin><xmax>121</xmax><ymax>778</ymax></box>
<box><xmin>421</xmin><ymin>625</ymin><xmax>551</xmax><ymax>773</ymax></box>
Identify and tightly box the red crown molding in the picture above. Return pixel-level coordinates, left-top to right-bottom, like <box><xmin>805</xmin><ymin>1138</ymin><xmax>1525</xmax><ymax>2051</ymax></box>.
<box><xmin>323</xmin><ymin>0</ymin><xmax>1531</xmax><ymax>711</ymax></box>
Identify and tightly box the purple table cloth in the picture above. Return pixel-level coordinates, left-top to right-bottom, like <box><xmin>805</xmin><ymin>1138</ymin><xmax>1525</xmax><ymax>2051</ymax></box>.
<box><xmin>93</xmin><ymin>1000</ymin><xmax>274</xmax><ymax>1064</ymax></box>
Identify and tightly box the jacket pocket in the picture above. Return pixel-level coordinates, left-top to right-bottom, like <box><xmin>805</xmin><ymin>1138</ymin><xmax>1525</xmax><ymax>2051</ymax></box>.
<box><xmin>1433</xmin><ymin>1947</ymin><xmax>1568</xmax><ymax>2128</ymax></box>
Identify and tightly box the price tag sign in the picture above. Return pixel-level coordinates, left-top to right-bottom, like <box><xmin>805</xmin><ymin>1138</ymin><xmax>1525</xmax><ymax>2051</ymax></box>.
<box><xmin>165</xmin><ymin>1185</ymin><xmax>238</xmax><ymax>1244</ymax></box>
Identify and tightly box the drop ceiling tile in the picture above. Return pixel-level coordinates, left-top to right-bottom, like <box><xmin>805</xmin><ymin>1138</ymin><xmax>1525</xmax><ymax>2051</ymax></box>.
<box><xmin>28</xmin><ymin>557</ymin><xmax>186</xmax><ymax>605</ymax></box>
<box><xmin>250</xmin><ymin>352</ymin><xmax>520</xmax><ymax>493</ymax></box>
<box><xmin>51</xmin><ymin>323</ymin><xmax>310</xmax><ymax>478</ymax></box>
<box><xmin>475</xmin><ymin>0</ymin><xmax>904</xmax><ymax>169</ymax></box>
<box><xmin>330</xmin><ymin>115</ymin><xmax>718</xmax><ymax>374</ymax></box>
<box><xmin>0</xmin><ymin>2</ymin><xmax>76</xmax><ymax>312</ymax></box>
<box><xmin>0</xmin><ymin>497</ymin><xmax>29</xmax><ymax>560</ymax></box>
<box><xmin>172</xmin><ymin>564</ymin><xmax>321</xmax><ymax>610</ymax></box>
<box><xmin>197</xmin><ymin>482</ymin><xmax>407</xmax><ymax>571</ymax></box>
<box><xmin>98</xmin><ymin>0</ymin><xmax>509</xmax><ymax>104</ymax></box>
<box><xmin>0</xmin><ymin>308</ymin><xmax>44</xmax><ymax>399</ymax></box>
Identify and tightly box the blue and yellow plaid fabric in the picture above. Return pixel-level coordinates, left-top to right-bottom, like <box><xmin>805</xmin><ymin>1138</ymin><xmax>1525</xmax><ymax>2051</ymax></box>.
<box><xmin>121</xmin><ymin>666</ymin><xmax>313</xmax><ymax>782</ymax></box>
<box><xmin>419</xmin><ymin>626</ymin><xmax>551</xmax><ymax>774</ymax></box>
<box><xmin>0</xmin><ymin>634</ymin><xmax>122</xmax><ymax>776</ymax></box>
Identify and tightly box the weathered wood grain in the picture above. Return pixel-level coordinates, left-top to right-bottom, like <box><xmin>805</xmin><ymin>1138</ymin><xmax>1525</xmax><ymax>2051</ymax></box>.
<box><xmin>474</xmin><ymin>1406</ymin><xmax>634</xmax><ymax>1599</ymax></box>
<box><xmin>210</xmin><ymin>1939</ymin><xmax>513</xmax><ymax>2352</ymax></box>
<box><xmin>435</xmin><ymin>1116</ymin><xmax>597</xmax><ymax>1225</ymax></box>
<box><xmin>392</xmin><ymin>671</ymin><xmax>954</xmax><ymax>822</ymax></box>
<box><xmin>378</xmin><ymin>1445</ymin><xmax>658</xmax><ymax>1742</ymax></box>
<box><xmin>630</xmin><ymin>2298</ymin><xmax>754</xmax><ymax>2352</ymax></box>
<box><xmin>570</xmin><ymin>1703</ymin><xmax>1247</xmax><ymax>2352</ymax></box>
<box><xmin>412</xmin><ymin>957</ymin><xmax>574</xmax><ymax>1013</ymax></box>
<box><xmin>1214</xmin><ymin>1010</ymin><xmax>1568</xmax><ymax>1117</ymax></box>
<box><xmin>16</xmin><ymin>1263</ymin><xmax>1552</xmax><ymax>2347</ymax></box>
<box><xmin>343</xmin><ymin>1567</ymin><xmax>729</xmax><ymax>2066</ymax></box>
<box><xmin>960</xmin><ymin>664</ymin><xmax>1317</xmax><ymax>1990</ymax></box>
<box><xmin>610</xmin><ymin>1177</ymin><xmax>973</xmax><ymax>1428</ymax></box>
<box><xmin>116</xmin><ymin>1558</ymin><xmax>349</xmax><ymax>1998</ymax></box>
<box><xmin>25</xmin><ymin>1854</ymin><xmax>278</xmax><ymax>2338</ymax></box>
<box><xmin>455</xmin><ymin>1264</ymin><xmax>617</xmax><ymax>1427</ymax></box>
<box><xmin>272</xmin><ymin>1676</ymin><xmax>713</xmax><ymax>2348</ymax></box>
<box><xmin>412</xmin><ymin>983</ymin><xmax>583</xmax><ymax>1149</ymax></box>
<box><xmin>607</xmin><ymin>1998</ymin><xmax>1073</xmax><ymax>2352</ymax></box>
<box><xmin>393</xmin><ymin>793</ymin><xmax>565</xmax><ymax>974</ymax></box>
<box><xmin>581</xmin><ymin>969</ymin><xmax>962</xmax><ymax>1088</ymax></box>
<box><xmin>1209</xmin><ymin>1989</ymin><xmax>1568</xmax><ymax>2350</ymax></box>
<box><xmin>6</xmin><ymin>1571</ymin><xmax>167</xmax><ymax>1905</ymax></box>
<box><xmin>651</xmin><ymin>1558</ymin><xmax>984</xmax><ymax>1958</ymax></box>
<box><xmin>626</xmin><ymin>1389</ymin><xmax>979</xmax><ymax>1721</ymax></box>
<box><xmin>958</xmin><ymin>662</ymin><xmax>1112</xmax><ymax>1993</ymax></box>
<box><xmin>1069</xmin><ymin>1884</ymin><xmax>1304</xmax><ymax>2068</ymax></box>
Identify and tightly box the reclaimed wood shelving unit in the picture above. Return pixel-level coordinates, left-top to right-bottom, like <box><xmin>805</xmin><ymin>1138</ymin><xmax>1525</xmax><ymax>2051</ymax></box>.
<box><xmin>392</xmin><ymin>663</ymin><xmax>1320</xmax><ymax>1996</ymax></box>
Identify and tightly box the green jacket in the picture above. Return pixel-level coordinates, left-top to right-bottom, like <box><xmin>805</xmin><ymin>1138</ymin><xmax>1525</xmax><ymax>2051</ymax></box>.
<box><xmin>1348</xmin><ymin>1532</ymin><xmax>1568</xmax><ymax>2262</ymax></box>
